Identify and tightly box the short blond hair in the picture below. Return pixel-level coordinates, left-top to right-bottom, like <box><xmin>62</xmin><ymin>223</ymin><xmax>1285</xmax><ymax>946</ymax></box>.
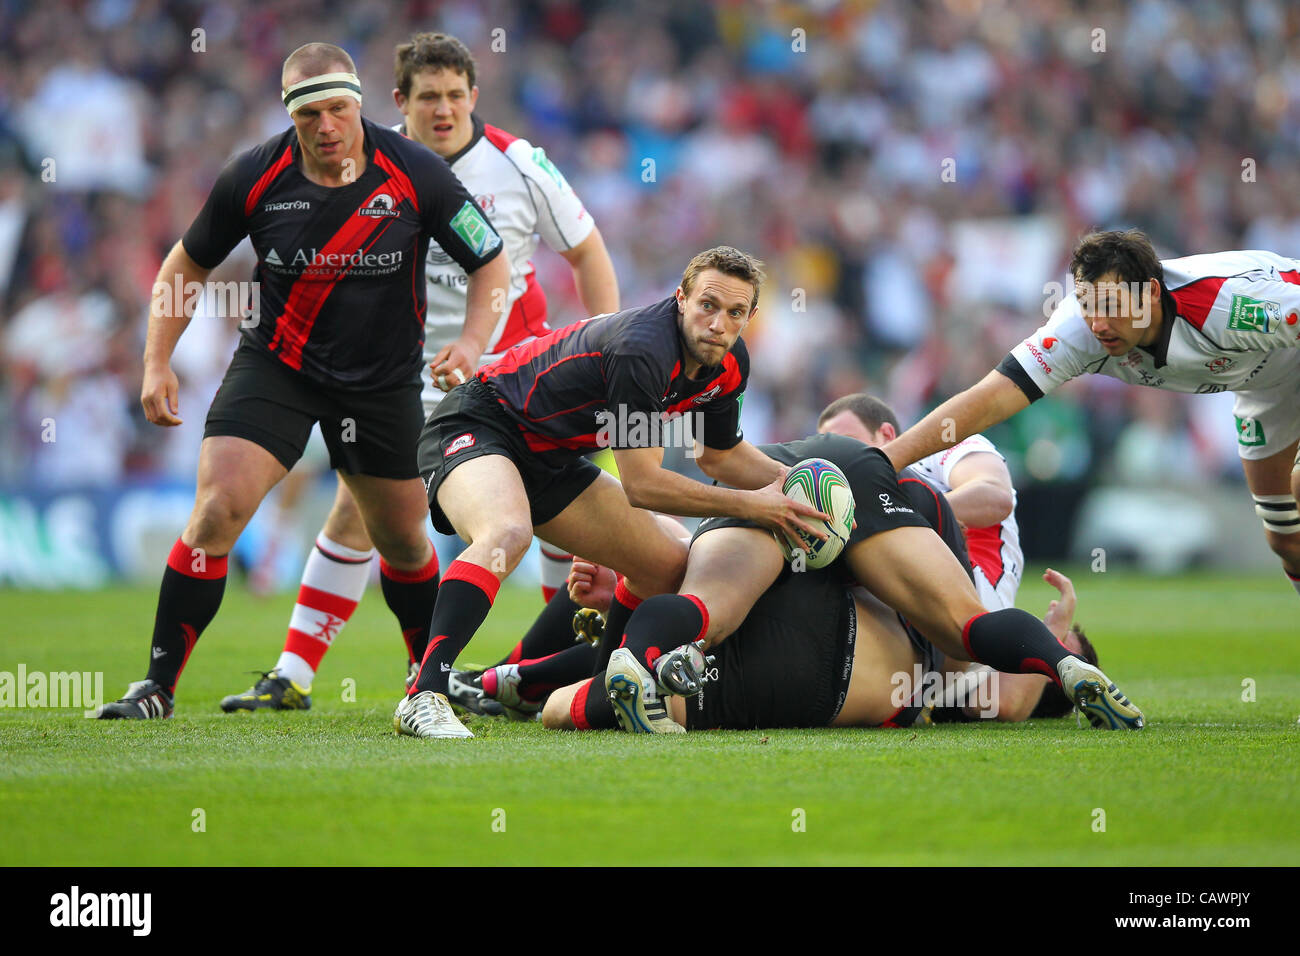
<box><xmin>680</xmin><ymin>246</ymin><xmax>766</xmax><ymax>310</ymax></box>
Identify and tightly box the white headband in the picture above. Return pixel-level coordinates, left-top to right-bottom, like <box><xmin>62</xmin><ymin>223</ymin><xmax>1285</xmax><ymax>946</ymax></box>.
<box><xmin>283</xmin><ymin>71</ymin><xmax>362</xmax><ymax>115</ymax></box>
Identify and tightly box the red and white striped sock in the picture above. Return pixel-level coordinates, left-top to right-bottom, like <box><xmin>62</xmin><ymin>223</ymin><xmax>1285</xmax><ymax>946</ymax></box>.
<box><xmin>539</xmin><ymin>542</ymin><xmax>573</xmax><ymax>603</ymax></box>
<box><xmin>276</xmin><ymin>534</ymin><xmax>373</xmax><ymax>687</ymax></box>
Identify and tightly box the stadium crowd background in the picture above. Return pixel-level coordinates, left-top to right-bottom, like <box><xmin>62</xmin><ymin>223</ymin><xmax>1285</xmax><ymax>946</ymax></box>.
<box><xmin>2</xmin><ymin>0</ymin><xmax>1297</xmax><ymax>574</ymax></box>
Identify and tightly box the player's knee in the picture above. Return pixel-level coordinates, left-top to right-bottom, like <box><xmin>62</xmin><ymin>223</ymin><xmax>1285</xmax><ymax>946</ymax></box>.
<box><xmin>484</xmin><ymin>521</ymin><xmax>534</xmax><ymax>569</ymax></box>
<box><xmin>188</xmin><ymin>489</ymin><xmax>255</xmax><ymax>549</ymax></box>
<box><xmin>627</xmin><ymin>538</ymin><xmax>688</xmax><ymax>596</ymax></box>
<box><xmin>1264</xmin><ymin>528</ymin><xmax>1300</xmax><ymax>567</ymax></box>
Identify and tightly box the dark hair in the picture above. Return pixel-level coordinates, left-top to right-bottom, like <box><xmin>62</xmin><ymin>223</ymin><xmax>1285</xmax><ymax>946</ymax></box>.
<box><xmin>282</xmin><ymin>42</ymin><xmax>356</xmax><ymax>88</ymax></box>
<box><xmin>817</xmin><ymin>393</ymin><xmax>900</xmax><ymax>434</ymax></box>
<box><xmin>1069</xmin><ymin>229</ymin><xmax>1163</xmax><ymax>299</ymax></box>
<box><xmin>395</xmin><ymin>32</ymin><xmax>477</xmax><ymax>97</ymax></box>
<box><xmin>679</xmin><ymin>246</ymin><xmax>766</xmax><ymax>310</ymax></box>
<box><xmin>1032</xmin><ymin>624</ymin><xmax>1099</xmax><ymax>719</ymax></box>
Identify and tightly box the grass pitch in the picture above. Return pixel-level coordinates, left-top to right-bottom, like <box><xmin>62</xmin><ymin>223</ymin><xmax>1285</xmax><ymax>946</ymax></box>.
<box><xmin>1</xmin><ymin>568</ymin><xmax>1297</xmax><ymax>866</ymax></box>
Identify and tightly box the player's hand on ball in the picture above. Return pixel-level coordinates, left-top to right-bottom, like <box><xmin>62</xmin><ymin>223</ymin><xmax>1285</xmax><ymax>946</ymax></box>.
<box><xmin>141</xmin><ymin>363</ymin><xmax>183</xmax><ymax>426</ymax></box>
<box><xmin>750</xmin><ymin>475</ymin><xmax>831</xmax><ymax>542</ymax></box>
<box><xmin>430</xmin><ymin>338</ymin><xmax>480</xmax><ymax>392</ymax></box>
<box><xmin>568</xmin><ymin>558</ymin><xmax>616</xmax><ymax>615</ymax></box>
<box><xmin>1041</xmin><ymin>567</ymin><xmax>1077</xmax><ymax>642</ymax></box>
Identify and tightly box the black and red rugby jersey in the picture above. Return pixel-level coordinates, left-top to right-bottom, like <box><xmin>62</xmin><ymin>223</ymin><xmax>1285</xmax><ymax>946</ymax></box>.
<box><xmin>182</xmin><ymin>118</ymin><xmax>502</xmax><ymax>389</ymax></box>
<box><xmin>477</xmin><ymin>295</ymin><xmax>748</xmax><ymax>460</ymax></box>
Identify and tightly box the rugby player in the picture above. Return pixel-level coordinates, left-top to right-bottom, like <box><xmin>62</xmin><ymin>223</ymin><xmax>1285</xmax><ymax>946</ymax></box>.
<box><xmin>543</xmin><ymin>559</ymin><xmax>1097</xmax><ymax>732</ymax></box>
<box><xmin>220</xmin><ymin>32</ymin><xmax>618</xmax><ymax>713</ymax></box>
<box><xmin>883</xmin><ymin>230</ymin><xmax>1300</xmax><ymax>599</ymax></box>
<box><xmin>817</xmin><ymin>393</ymin><xmax>1023</xmax><ymax>609</ymax></box>
<box><xmin>596</xmin><ymin>432</ymin><xmax>1143</xmax><ymax>733</ymax></box>
<box><xmin>396</xmin><ymin>246</ymin><xmax>833</xmax><ymax>738</ymax></box>
<box><xmin>97</xmin><ymin>43</ymin><xmax>509</xmax><ymax>719</ymax></box>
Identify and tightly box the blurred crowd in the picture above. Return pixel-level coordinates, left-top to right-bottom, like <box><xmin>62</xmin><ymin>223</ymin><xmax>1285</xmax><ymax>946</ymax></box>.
<box><xmin>3</xmin><ymin>0</ymin><xmax>1298</xmax><ymax>492</ymax></box>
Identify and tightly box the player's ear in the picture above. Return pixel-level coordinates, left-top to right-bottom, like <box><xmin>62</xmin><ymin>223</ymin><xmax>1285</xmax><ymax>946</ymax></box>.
<box><xmin>393</xmin><ymin>87</ymin><xmax>407</xmax><ymax>113</ymax></box>
<box><xmin>879</xmin><ymin>422</ymin><xmax>897</xmax><ymax>442</ymax></box>
<box><xmin>469</xmin><ymin>85</ymin><xmax>479</xmax><ymax>110</ymax></box>
<box><xmin>675</xmin><ymin>286</ymin><xmax>686</xmax><ymax>310</ymax></box>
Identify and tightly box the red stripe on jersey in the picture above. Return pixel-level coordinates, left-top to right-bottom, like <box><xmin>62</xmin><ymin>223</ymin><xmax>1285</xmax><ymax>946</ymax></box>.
<box><xmin>964</xmin><ymin>524</ymin><xmax>1006</xmax><ymax>587</ymax></box>
<box><xmin>373</xmin><ymin>149</ymin><xmax>420</xmax><ymax>215</ymax></box>
<box><xmin>1168</xmin><ymin>275</ymin><xmax>1227</xmax><ymax>330</ymax></box>
<box><xmin>663</xmin><ymin>351</ymin><xmax>743</xmax><ymax>416</ymax></box>
<box><xmin>270</xmin><ymin>171</ymin><xmax>413</xmax><ymax>369</ymax></box>
<box><xmin>523</xmin><ymin>352</ymin><xmax>603</xmax><ymax>413</ymax></box>
<box><xmin>520</xmin><ymin>427</ymin><xmax>599</xmax><ymax>453</ymax></box>
<box><xmin>244</xmin><ymin>146</ymin><xmax>294</xmax><ymax>217</ymax></box>
<box><xmin>1281</xmin><ymin>270</ymin><xmax>1300</xmax><ymax>286</ymax></box>
<box><xmin>495</xmin><ymin>270</ymin><xmax>550</xmax><ymax>352</ymax></box>
<box><xmin>478</xmin><ymin>318</ymin><xmax>588</xmax><ymax>381</ymax></box>
<box><xmin>483</xmin><ymin>124</ymin><xmax>519</xmax><ymax>152</ymax></box>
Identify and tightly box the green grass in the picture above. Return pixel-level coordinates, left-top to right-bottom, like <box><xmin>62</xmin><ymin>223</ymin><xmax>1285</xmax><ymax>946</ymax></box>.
<box><xmin>1</xmin><ymin>568</ymin><xmax>1297</xmax><ymax>866</ymax></box>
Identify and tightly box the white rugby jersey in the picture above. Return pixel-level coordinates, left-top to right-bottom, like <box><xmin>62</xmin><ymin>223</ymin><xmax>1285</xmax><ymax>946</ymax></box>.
<box><xmin>1002</xmin><ymin>250</ymin><xmax>1300</xmax><ymax>399</ymax></box>
<box><xmin>910</xmin><ymin>435</ymin><xmax>1023</xmax><ymax>596</ymax></box>
<box><xmin>397</xmin><ymin>115</ymin><xmax>595</xmax><ymax>400</ymax></box>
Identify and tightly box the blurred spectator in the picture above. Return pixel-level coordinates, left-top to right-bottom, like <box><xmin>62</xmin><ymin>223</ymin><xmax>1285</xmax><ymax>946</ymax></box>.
<box><xmin>2</xmin><ymin>0</ymin><xmax>1296</xmax><ymax>512</ymax></box>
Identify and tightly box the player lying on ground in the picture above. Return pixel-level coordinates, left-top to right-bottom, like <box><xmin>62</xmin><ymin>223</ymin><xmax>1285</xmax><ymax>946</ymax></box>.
<box><xmin>220</xmin><ymin>31</ymin><xmax>619</xmax><ymax>714</ymax></box>
<box><xmin>395</xmin><ymin>246</ymin><xmax>831</xmax><ymax>738</ymax></box>
<box><xmin>598</xmin><ymin>432</ymin><xmax>1143</xmax><ymax>732</ymax></box>
<box><xmin>818</xmin><ymin>393</ymin><xmax>1023</xmax><ymax>610</ymax></box>
<box><xmin>97</xmin><ymin>42</ymin><xmax>509</xmax><ymax>719</ymax></box>
<box><xmin>542</xmin><ymin>559</ymin><xmax>1096</xmax><ymax>731</ymax></box>
<box><xmin>456</xmin><ymin>431</ymin><xmax>1141</xmax><ymax>730</ymax></box>
<box><xmin>884</xmin><ymin>229</ymin><xmax>1300</xmax><ymax>600</ymax></box>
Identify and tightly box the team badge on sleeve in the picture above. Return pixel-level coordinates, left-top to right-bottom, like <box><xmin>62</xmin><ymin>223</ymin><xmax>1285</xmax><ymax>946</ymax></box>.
<box><xmin>1227</xmin><ymin>295</ymin><xmax>1280</xmax><ymax>333</ymax></box>
<box><xmin>449</xmin><ymin>201</ymin><xmax>502</xmax><ymax>257</ymax></box>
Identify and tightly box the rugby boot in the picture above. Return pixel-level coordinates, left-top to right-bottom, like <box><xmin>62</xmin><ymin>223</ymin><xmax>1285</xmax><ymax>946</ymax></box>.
<box><xmin>653</xmin><ymin>639</ymin><xmax>715</xmax><ymax>697</ymax></box>
<box><xmin>1058</xmin><ymin>657</ymin><xmax>1144</xmax><ymax>730</ymax></box>
<box><xmin>95</xmin><ymin>679</ymin><xmax>174</xmax><ymax>719</ymax></box>
<box><xmin>605</xmin><ymin>648</ymin><xmax>684</xmax><ymax>734</ymax></box>
<box><xmin>393</xmin><ymin>690</ymin><xmax>474</xmax><ymax>739</ymax></box>
<box><xmin>220</xmin><ymin>669</ymin><xmax>311</xmax><ymax>713</ymax></box>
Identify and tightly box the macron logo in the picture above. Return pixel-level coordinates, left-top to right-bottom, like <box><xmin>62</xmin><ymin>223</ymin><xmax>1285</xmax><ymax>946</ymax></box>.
<box><xmin>50</xmin><ymin>886</ymin><xmax>151</xmax><ymax>936</ymax></box>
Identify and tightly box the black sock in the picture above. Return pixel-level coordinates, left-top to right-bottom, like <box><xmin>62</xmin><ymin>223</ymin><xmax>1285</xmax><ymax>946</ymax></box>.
<box><xmin>510</xmin><ymin>644</ymin><xmax>597</xmax><ymax>698</ymax></box>
<box><xmin>619</xmin><ymin>593</ymin><xmax>707</xmax><ymax>672</ymax></box>
<box><xmin>145</xmin><ymin>538</ymin><xmax>228</xmax><ymax>695</ymax></box>
<box><xmin>413</xmin><ymin>560</ymin><xmax>499</xmax><ymax>696</ymax></box>
<box><xmin>570</xmin><ymin>677</ymin><xmax>620</xmax><ymax>730</ymax></box>
<box><xmin>591</xmin><ymin>578</ymin><xmax>644</xmax><ymax>676</ymax></box>
<box><xmin>379</xmin><ymin>549</ymin><xmax>440</xmax><ymax>663</ymax></box>
<box><xmin>961</xmin><ymin>608</ymin><xmax>1070</xmax><ymax>685</ymax></box>
<box><xmin>495</xmin><ymin>591</ymin><xmax>582</xmax><ymax>668</ymax></box>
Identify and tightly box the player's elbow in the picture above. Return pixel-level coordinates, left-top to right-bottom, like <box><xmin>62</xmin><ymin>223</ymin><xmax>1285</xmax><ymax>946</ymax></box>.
<box><xmin>983</xmin><ymin>487</ymin><xmax>1014</xmax><ymax>524</ymax></box>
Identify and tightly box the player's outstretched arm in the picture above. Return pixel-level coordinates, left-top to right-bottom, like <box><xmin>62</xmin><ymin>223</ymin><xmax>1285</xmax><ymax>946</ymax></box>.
<box><xmin>430</xmin><ymin>251</ymin><xmax>511</xmax><ymax>390</ymax></box>
<box><xmin>559</xmin><ymin>226</ymin><xmax>619</xmax><ymax>317</ymax></box>
<box><xmin>612</xmin><ymin>445</ymin><xmax>828</xmax><ymax>539</ymax></box>
<box><xmin>882</xmin><ymin>369</ymin><xmax>1030</xmax><ymax>471</ymax></box>
<box><xmin>697</xmin><ymin>439</ymin><xmax>786</xmax><ymax>490</ymax></box>
<box><xmin>141</xmin><ymin>240</ymin><xmax>214</xmax><ymax>427</ymax></box>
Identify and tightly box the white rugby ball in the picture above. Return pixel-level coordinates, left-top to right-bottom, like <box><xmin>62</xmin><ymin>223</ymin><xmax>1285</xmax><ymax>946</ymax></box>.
<box><xmin>779</xmin><ymin>458</ymin><xmax>855</xmax><ymax>569</ymax></box>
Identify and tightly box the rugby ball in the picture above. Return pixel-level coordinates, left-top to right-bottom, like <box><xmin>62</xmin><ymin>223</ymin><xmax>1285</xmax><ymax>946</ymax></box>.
<box><xmin>779</xmin><ymin>458</ymin><xmax>855</xmax><ymax>569</ymax></box>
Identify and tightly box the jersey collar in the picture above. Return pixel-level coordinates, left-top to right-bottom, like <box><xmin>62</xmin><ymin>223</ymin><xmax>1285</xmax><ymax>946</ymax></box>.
<box><xmin>443</xmin><ymin>113</ymin><xmax>485</xmax><ymax>167</ymax></box>
<box><xmin>1138</xmin><ymin>283</ymin><xmax>1178</xmax><ymax>368</ymax></box>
